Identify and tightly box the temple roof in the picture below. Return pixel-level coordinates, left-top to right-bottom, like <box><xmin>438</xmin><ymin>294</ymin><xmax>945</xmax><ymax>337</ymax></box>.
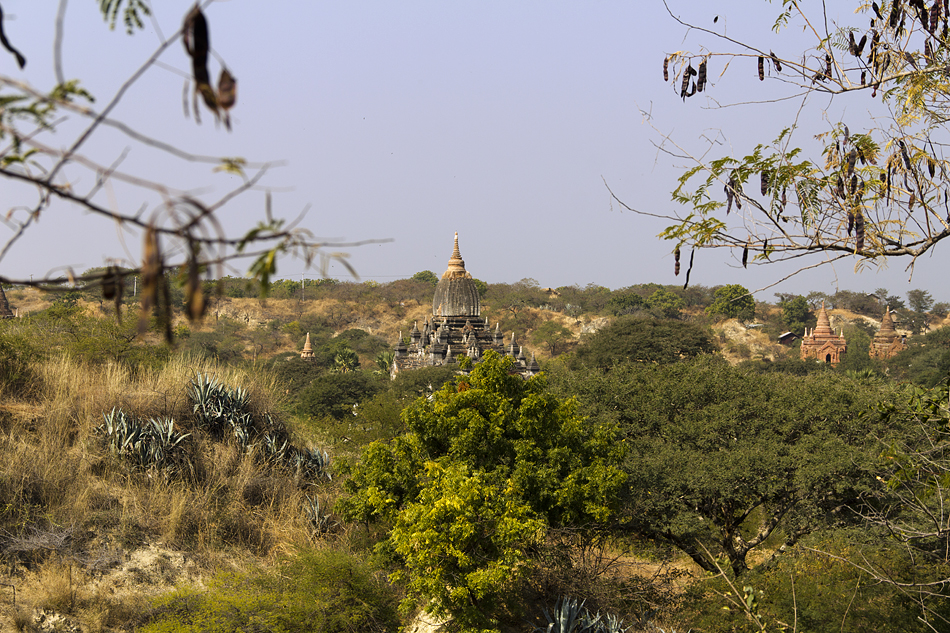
<box><xmin>432</xmin><ymin>232</ymin><xmax>480</xmax><ymax>318</ymax></box>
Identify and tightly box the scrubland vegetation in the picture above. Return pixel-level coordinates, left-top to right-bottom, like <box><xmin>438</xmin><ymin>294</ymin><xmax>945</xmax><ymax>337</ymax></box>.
<box><xmin>1</xmin><ymin>277</ymin><xmax>950</xmax><ymax>632</ymax></box>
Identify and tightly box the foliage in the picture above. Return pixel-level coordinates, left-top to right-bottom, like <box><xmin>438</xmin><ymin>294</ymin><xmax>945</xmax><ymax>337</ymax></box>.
<box><xmin>0</xmin><ymin>325</ymin><xmax>41</xmax><ymax>397</ymax></box>
<box><xmin>298</xmin><ymin>371</ymin><xmax>382</xmax><ymax>421</ymax></box>
<box><xmin>532</xmin><ymin>320</ymin><xmax>574</xmax><ymax>356</ymax></box>
<box><xmin>705</xmin><ymin>284</ymin><xmax>755</xmax><ymax>322</ymax></box>
<box><xmin>98</xmin><ymin>408</ymin><xmax>191</xmax><ymax>477</ymax></box>
<box><xmin>411</xmin><ymin>270</ymin><xmax>439</xmax><ymax>285</ymax></box>
<box><xmin>570</xmin><ymin>317</ymin><xmax>716</xmax><ymax>369</ymax></box>
<box><xmin>778</xmin><ymin>294</ymin><xmax>813</xmax><ymax>336</ymax></box>
<box><xmin>907</xmin><ymin>288</ymin><xmax>935</xmax><ymax>314</ymax></box>
<box><xmin>645</xmin><ymin>288</ymin><xmax>685</xmax><ymax>319</ymax></box>
<box><xmin>141</xmin><ymin>549</ymin><xmax>400</xmax><ymax>633</ymax></box>
<box><xmin>533</xmin><ymin>596</ymin><xmax>629</xmax><ymax>633</ymax></box>
<box><xmin>606</xmin><ymin>291</ymin><xmax>646</xmax><ymax>316</ymax></box>
<box><xmin>680</xmin><ymin>528</ymin><xmax>946</xmax><ymax>633</ymax></box>
<box><xmin>340</xmin><ymin>352</ymin><xmax>626</xmax><ymax>630</ymax></box>
<box><xmin>553</xmin><ymin>356</ymin><xmax>884</xmax><ymax>577</ymax></box>
<box><xmin>886</xmin><ymin>326</ymin><xmax>950</xmax><ymax>387</ymax></box>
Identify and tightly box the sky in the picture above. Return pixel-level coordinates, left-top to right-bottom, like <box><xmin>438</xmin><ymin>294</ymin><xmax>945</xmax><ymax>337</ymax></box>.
<box><xmin>0</xmin><ymin>0</ymin><xmax>947</xmax><ymax>303</ymax></box>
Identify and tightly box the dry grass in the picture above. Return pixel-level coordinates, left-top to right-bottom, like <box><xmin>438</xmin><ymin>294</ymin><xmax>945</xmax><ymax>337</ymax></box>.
<box><xmin>0</xmin><ymin>351</ymin><xmax>340</xmax><ymax>630</ymax></box>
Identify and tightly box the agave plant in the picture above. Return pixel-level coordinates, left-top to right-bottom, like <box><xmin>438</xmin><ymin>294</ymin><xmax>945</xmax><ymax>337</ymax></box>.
<box><xmin>534</xmin><ymin>597</ymin><xmax>629</xmax><ymax>633</ymax></box>
<box><xmin>303</xmin><ymin>495</ymin><xmax>336</xmax><ymax>535</ymax></box>
<box><xmin>98</xmin><ymin>407</ymin><xmax>191</xmax><ymax>475</ymax></box>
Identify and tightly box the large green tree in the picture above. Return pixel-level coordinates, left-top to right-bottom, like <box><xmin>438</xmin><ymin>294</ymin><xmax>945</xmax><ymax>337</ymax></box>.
<box><xmin>555</xmin><ymin>356</ymin><xmax>885</xmax><ymax>577</ymax></box>
<box><xmin>339</xmin><ymin>351</ymin><xmax>625</xmax><ymax>630</ymax></box>
<box><xmin>705</xmin><ymin>284</ymin><xmax>755</xmax><ymax>321</ymax></box>
<box><xmin>571</xmin><ymin>316</ymin><xmax>717</xmax><ymax>369</ymax></box>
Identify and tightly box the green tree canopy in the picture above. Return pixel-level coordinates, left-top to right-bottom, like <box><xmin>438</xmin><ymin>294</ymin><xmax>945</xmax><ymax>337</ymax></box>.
<box><xmin>705</xmin><ymin>284</ymin><xmax>755</xmax><ymax>321</ymax></box>
<box><xmin>570</xmin><ymin>317</ymin><xmax>717</xmax><ymax>369</ymax></box>
<box><xmin>339</xmin><ymin>351</ymin><xmax>625</xmax><ymax>629</ymax></box>
<box><xmin>531</xmin><ymin>320</ymin><xmax>573</xmax><ymax>356</ymax></box>
<box><xmin>411</xmin><ymin>270</ymin><xmax>439</xmax><ymax>285</ymax></box>
<box><xmin>779</xmin><ymin>295</ymin><xmax>814</xmax><ymax>336</ymax></box>
<box><xmin>554</xmin><ymin>356</ymin><xmax>886</xmax><ymax>577</ymax></box>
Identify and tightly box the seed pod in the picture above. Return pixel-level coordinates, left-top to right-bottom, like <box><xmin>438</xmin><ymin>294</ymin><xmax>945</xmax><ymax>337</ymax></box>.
<box><xmin>872</xmin><ymin>1</ymin><xmax>883</xmax><ymax>20</ymax></box>
<box><xmin>742</xmin><ymin>242</ymin><xmax>749</xmax><ymax>268</ymax></box>
<box><xmin>909</xmin><ymin>192</ymin><xmax>917</xmax><ymax>210</ymax></box>
<box><xmin>762</xmin><ymin>238</ymin><xmax>769</xmax><ymax>259</ymax></box>
<box><xmin>929</xmin><ymin>156</ymin><xmax>937</xmax><ymax>178</ymax></box>
<box><xmin>687</xmin><ymin>80</ymin><xmax>697</xmax><ymax>97</ymax></box>
<box><xmin>890</xmin><ymin>2</ymin><xmax>901</xmax><ymax>28</ymax></box>
<box><xmin>899</xmin><ymin>140</ymin><xmax>912</xmax><ymax>170</ymax></box>
<box><xmin>102</xmin><ymin>265</ymin><xmax>117</xmax><ymax>300</ymax></box>
<box><xmin>825</xmin><ymin>53</ymin><xmax>832</xmax><ymax>78</ymax></box>
<box><xmin>683</xmin><ymin>248</ymin><xmax>695</xmax><ymax>290</ymax></box>
<box><xmin>674</xmin><ymin>247</ymin><xmax>681</xmax><ymax>276</ymax></box>
<box><xmin>697</xmin><ymin>59</ymin><xmax>707</xmax><ymax>91</ymax></box>
<box><xmin>851</xmin><ymin>174</ymin><xmax>858</xmax><ymax>196</ymax></box>
<box><xmin>855</xmin><ymin>212</ymin><xmax>865</xmax><ymax>251</ymax></box>
<box><xmin>837</xmin><ymin>175</ymin><xmax>845</xmax><ymax>198</ymax></box>
<box><xmin>758</xmin><ymin>55</ymin><xmax>764</xmax><ymax>80</ymax></box>
<box><xmin>861</xmin><ymin>70</ymin><xmax>867</xmax><ymax>85</ymax></box>
<box><xmin>770</xmin><ymin>51</ymin><xmax>782</xmax><ymax>72</ymax></box>
<box><xmin>781</xmin><ymin>187</ymin><xmax>787</xmax><ymax>209</ymax></box>
<box><xmin>847</xmin><ymin>211</ymin><xmax>855</xmax><ymax>236</ymax></box>
<box><xmin>725</xmin><ymin>181</ymin><xmax>734</xmax><ymax>214</ymax></box>
<box><xmin>663</xmin><ymin>55</ymin><xmax>669</xmax><ymax>81</ymax></box>
<box><xmin>681</xmin><ymin>70</ymin><xmax>690</xmax><ymax>100</ymax></box>
<box><xmin>857</xmin><ymin>34</ymin><xmax>867</xmax><ymax>57</ymax></box>
<box><xmin>849</xmin><ymin>31</ymin><xmax>857</xmax><ymax>56</ymax></box>
<box><xmin>761</xmin><ymin>171</ymin><xmax>769</xmax><ymax>196</ymax></box>
<box><xmin>925</xmin><ymin>39</ymin><xmax>933</xmax><ymax>64</ymax></box>
<box><xmin>932</xmin><ymin>0</ymin><xmax>941</xmax><ymax>31</ymax></box>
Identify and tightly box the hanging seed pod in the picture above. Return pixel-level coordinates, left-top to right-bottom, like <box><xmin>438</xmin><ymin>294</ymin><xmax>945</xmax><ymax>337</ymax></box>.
<box><xmin>102</xmin><ymin>265</ymin><xmax>117</xmax><ymax>300</ymax></box>
<box><xmin>899</xmin><ymin>140</ymin><xmax>912</xmax><ymax>169</ymax></box>
<box><xmin>851</xmin><ymin>174</ymin><xmax>858</xmax><ymax>196</ymax></box>
<box><xmin>858</xmin><ymin>146</ymin><xmax>867</xmax><ymax>165</ymax></box>
<box><xmin>683</xmin><ymin>248</ymin><xmax>695</xmax><ymax>290</ymax></box>
<box><xmin>781</xmin><ymin>187</ymin><xmax>787</xmax><ymax>209</ymax></box>
<box><xmin>890</xmin><ymin>2</ymin><xmax>901</xmax><ymax>28</ymax></box>
<box><xmin>909</xmin><ymin>192</ymin><xmax>917</xmax><ymax>210</ymax></box>
<box><xmin>855</xmin><ymin>212</ymin><xmax>865</xmax><ymax>251</ymax></box>
<box><xmin>825</xmin><ymin>53</ymin><xmax>832</xmax><ymax>78</ymax></box>
<box><xmin>932</xmin><ymin>0</ymin><xmax>941</xmax><ymax>31</ymax></box>
<box><xmin>770</xmin><ymin>51</ymin><xmax>782</xmax><ymax>72</ymax></box>
<box><xmin>856</xmin><ymin>34</ymin><xmax>868</xmax><ymax>57</ymax></box>
<box><xmin>697</xmin><ymin>59</ymin><xmax>707</xmax><ymax>91</ymax></box>
<box><xmin>849</xmin><ymin>31</ymin><xmax>858</xmax><ymax>56</ymax></box>
<box><xmin>847</xmin><ymin>211</ymin><xmax>855</xmax><ymax>236</ymax></box>
<box><xmin>687</xmin><ymin>80</ymin><xmax>697</xmax><ymax>97</ymax></box>
<box><xmin>674</xmin><ymin>247</ymin><xmax>681</xmax><ymax>276</ymax></box>
<box><xmin>928</xmin><ymin>156</ymin><xmax>937</xmax><ymax>178</ymax></box>
<box><xmin>758</xmin><ymin>55</ymin><xmax>764</xmax><ymax>80</ymax></box>
<box><xmin>760</xmin><ymin>171</ymin><xmax>769</xmax><ymax>196</ymax></box>
<box><xmin>663</xmin><ymin>55</ymin><xmax>669</xmax><ymax>81</ymax></box>
<box><xmin>925</xmin><ymin>39</ymin><xmax>933</xmax><ymax>63</ymax></box>
<box><xmin>945</xmin><ymin>189</ymin><xmax>949</xmax><ymax>221</ymax></box>
<box><xmin>680</xmin><ymin>70</ymin><xmax>690</xmax><ymax>100</ymax></box>
<box><xmin>869</xmin><ymin>30</ymin><xmax>880</xmax><ymax>61</ymax></box>
<box><xmin>725</xmin><ymin>181</ymin><xmax>734</xmax><ymax>214</ymax></box>
<box><xmin>742</xmin><ymin>242</ymin><xmax>749</xmax><ymax>268</ymax></box>
<box><xmin>763</xmin><ymin>238</ymin><xmax>769</xmax><ymax>259</ymax></box>
<box><xmin>837</xmin><ymin>175</ymin><xmax>845</xmax><ymax>198</ymax></box>
<box><xmin>872</xmin><ymin>1</ymin><xmax>883</xmax><ymax>20</ymax></box>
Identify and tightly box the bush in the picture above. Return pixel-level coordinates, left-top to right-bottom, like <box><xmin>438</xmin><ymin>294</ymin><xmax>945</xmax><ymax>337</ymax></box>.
<box><xmin>141</xmin><ymin>549</ymin><xmax>400</xmax><ymax>633</ymax></box>
<box><xmin>570</xmin><ymin>317</ymin><xmax>717</xmax><ymax>368</ymax></box>
<box><xmin>298</xmin><ymin>371</ymin><xmax>382</xmax><ymax>420</ymax></box>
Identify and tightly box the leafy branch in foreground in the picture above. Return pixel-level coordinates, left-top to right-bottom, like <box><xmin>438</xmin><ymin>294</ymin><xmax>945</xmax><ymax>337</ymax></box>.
<box><xmin>0</xmin><ymin>2</ymin><xmax>380</xmax><ymax>341</ymax></box>
<box><xmin>627</xmin><ymin>0</ymin><xmax>950</xmax><ymax>283</ymax></box>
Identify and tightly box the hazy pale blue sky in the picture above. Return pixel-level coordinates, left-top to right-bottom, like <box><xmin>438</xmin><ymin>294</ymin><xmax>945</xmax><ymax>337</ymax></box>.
<box><xmin>1</xmin><ymin>0</ymin><xmax>946</xmax><ymax>303</ymax></box>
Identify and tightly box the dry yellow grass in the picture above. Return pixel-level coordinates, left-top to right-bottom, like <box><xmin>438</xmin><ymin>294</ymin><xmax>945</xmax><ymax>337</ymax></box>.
<box><xmin>0</xmin><ymin>351</ymin><xmax>338</xmax><ymax>631</ymax></box>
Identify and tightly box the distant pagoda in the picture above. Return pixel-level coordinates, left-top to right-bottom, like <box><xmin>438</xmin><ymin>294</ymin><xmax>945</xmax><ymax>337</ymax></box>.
<box><xmin>869</xmin><ymin>307</ymin><xmax>907</xmax><ymax>360</ymax></box>
<box><xmin>800</xmin><ymin>302</ymin><xmax>846</xmax><ymax>365</ymax></box>
<box><xmin>392</xmin><ymin>233</ymin><xmax>539</xmax><ymax>378</ymax></box>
